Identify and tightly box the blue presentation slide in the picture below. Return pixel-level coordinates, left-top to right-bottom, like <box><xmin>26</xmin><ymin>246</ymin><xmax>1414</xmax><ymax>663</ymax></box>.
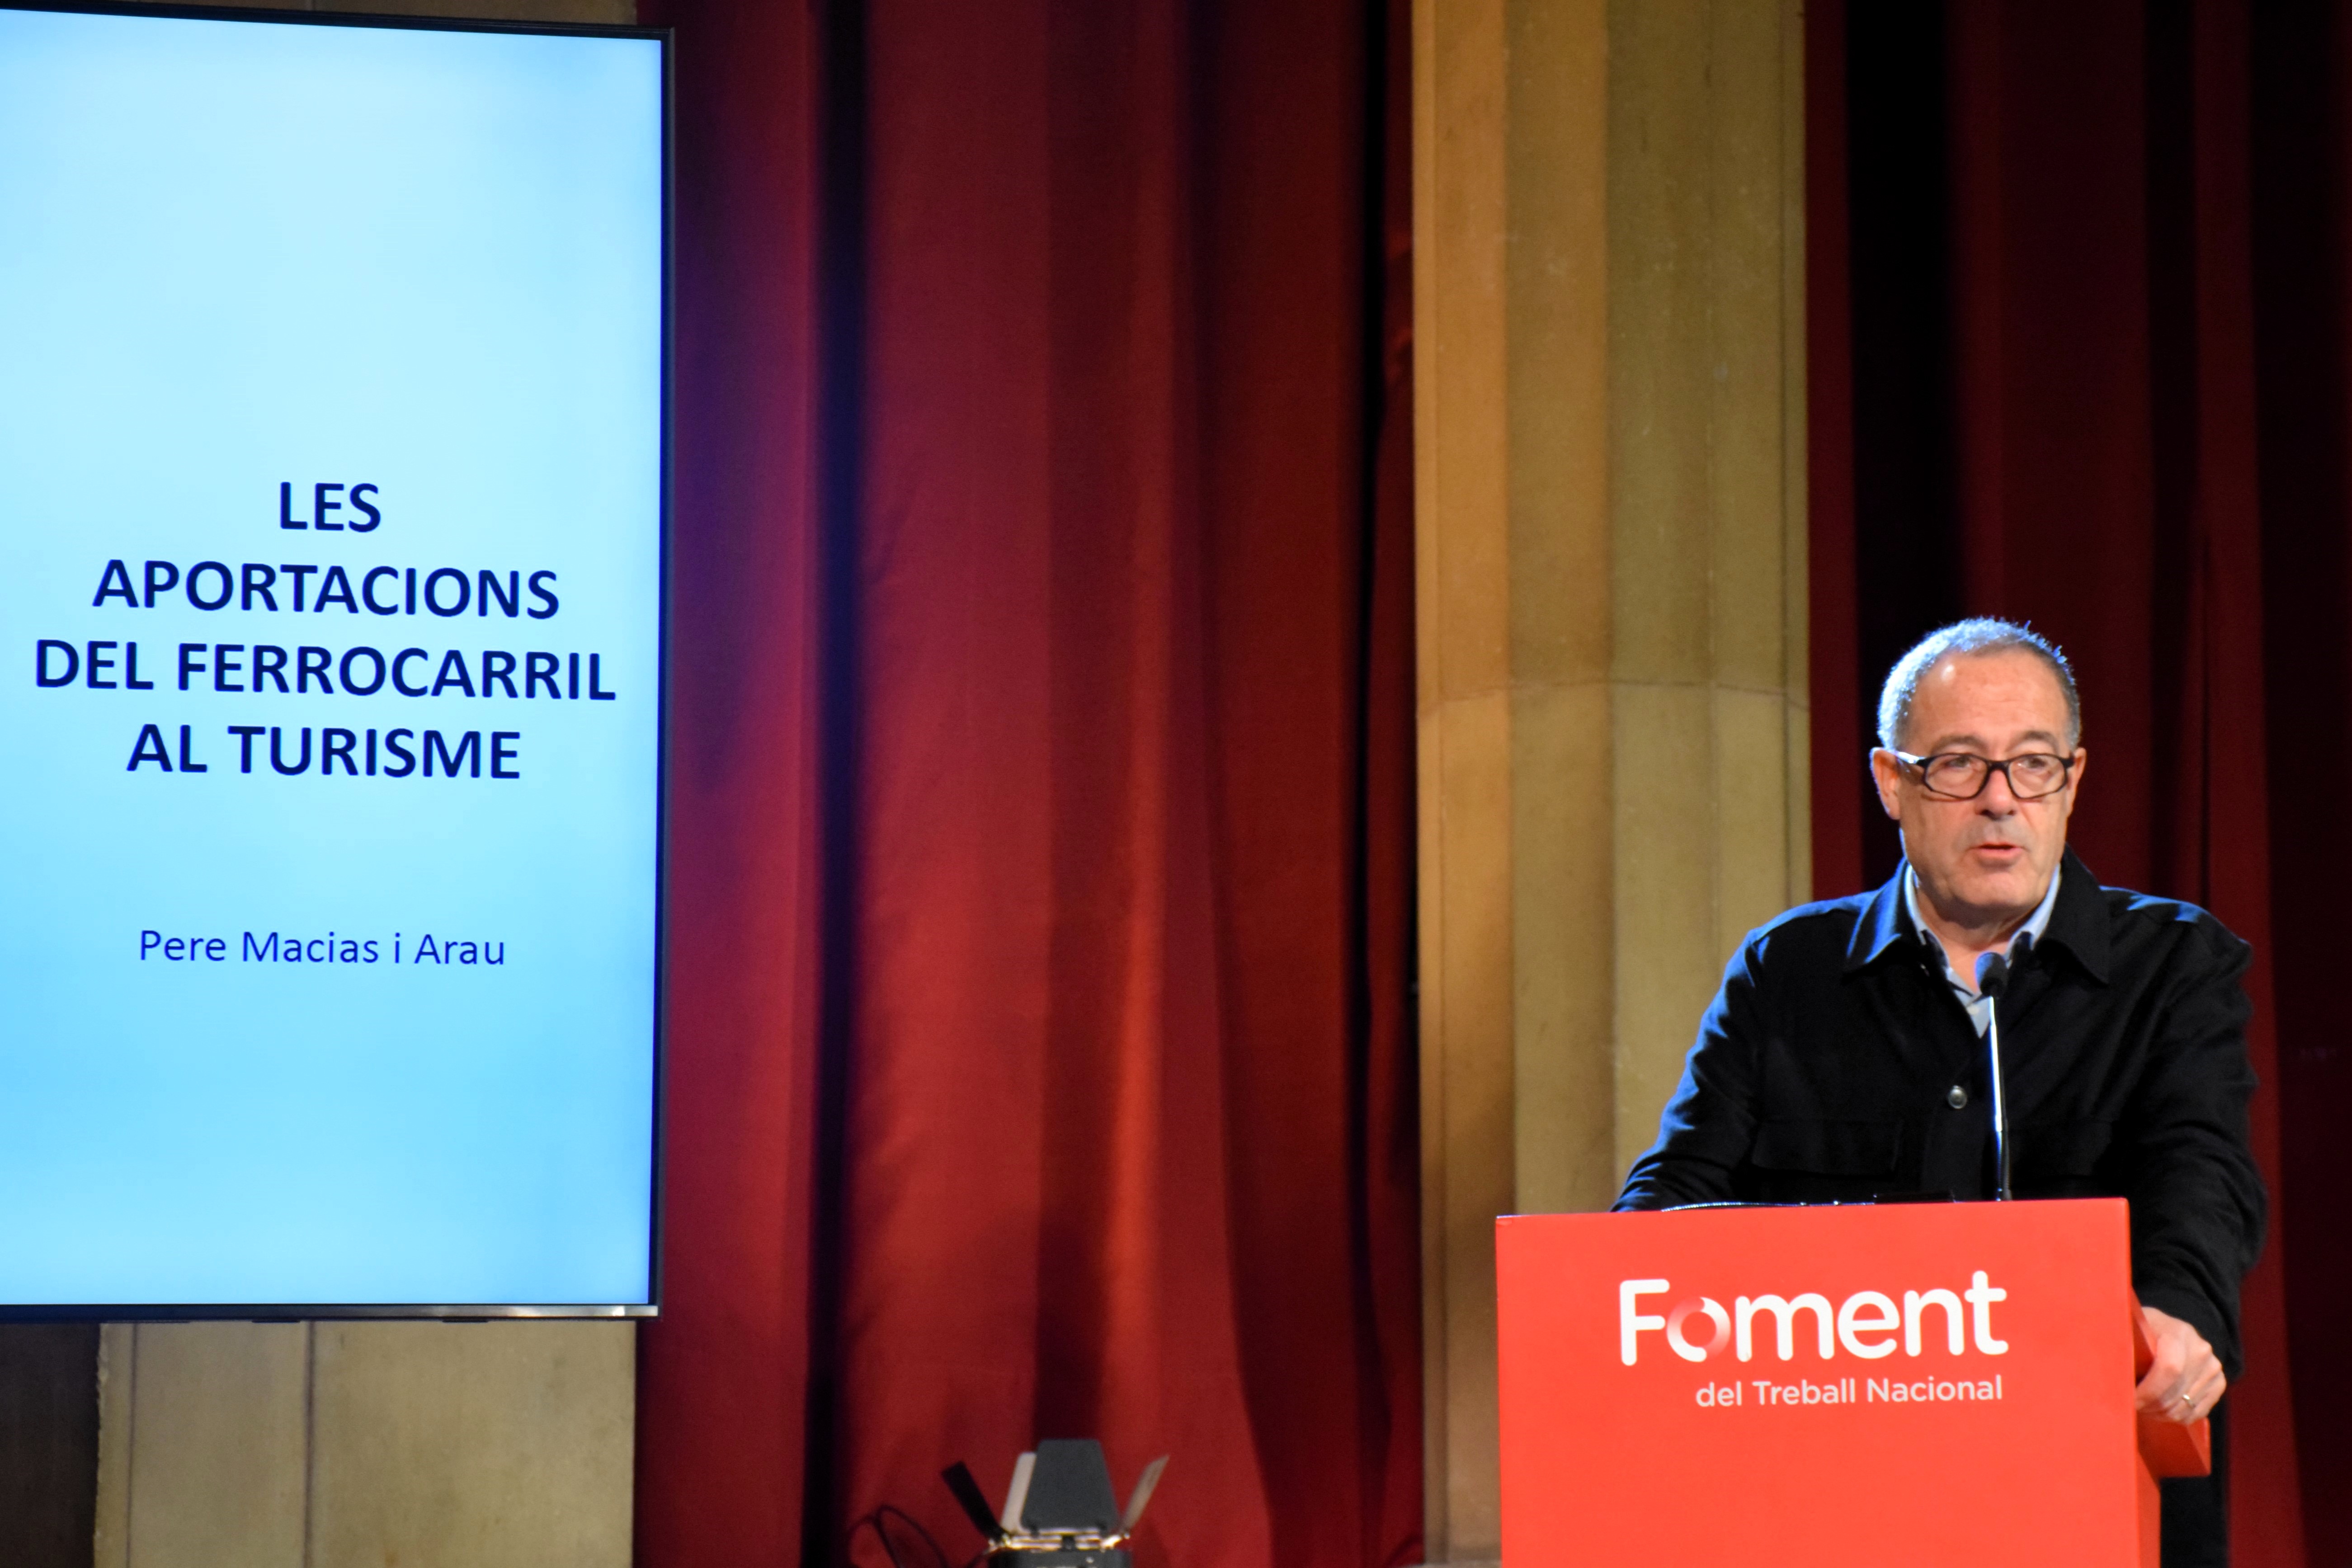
<box><xmin>0</xmin><ymin>9</ymin><xmax>664</xmax><ymax>1306</ymax></box>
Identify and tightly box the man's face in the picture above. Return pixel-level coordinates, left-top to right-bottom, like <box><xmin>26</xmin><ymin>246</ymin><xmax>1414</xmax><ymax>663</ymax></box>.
<box><xmin>1869</xmin><ymin>650</ymin><xmax>2087</xmax><ymax>925</ymax></box>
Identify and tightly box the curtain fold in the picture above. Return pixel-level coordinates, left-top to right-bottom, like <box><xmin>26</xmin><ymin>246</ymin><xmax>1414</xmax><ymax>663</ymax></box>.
<box><xmin>631</xmin><ymin>0</ymin><xmax>827</xmax><ymax>1559</ymax></box>
<box><xmin>635</xmin><ymin>4</ymin><xmax>1419</xmax><ymax>1565</ymax></box>
<box><xmin>2249</xmin><ymin>3</ymin><xmax>2352</xmax><ymax>1561</ymax></box>
<box><xmin>1811</xmin><ymin>0</ymin><xmax>2345</xmax><ymax>1559</ymax></box>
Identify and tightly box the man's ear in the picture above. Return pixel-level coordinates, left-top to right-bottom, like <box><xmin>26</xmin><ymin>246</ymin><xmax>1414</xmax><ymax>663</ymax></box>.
<box><xmin>2060</xmin><ymin>744</ymin><xmax>2088</xmax><ymax>823</ymax></box>
<box><xmin>1869</xmin><ymin>749</ymin><xmax>1906</xmax><ymax>823</ymax></box>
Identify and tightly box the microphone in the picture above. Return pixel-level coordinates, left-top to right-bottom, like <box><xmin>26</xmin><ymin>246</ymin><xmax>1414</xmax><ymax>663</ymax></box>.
<box><xmin>1975</xmin><ymin>933</ymin><xmax>2031</xmax><ymax>1202</ymax></box>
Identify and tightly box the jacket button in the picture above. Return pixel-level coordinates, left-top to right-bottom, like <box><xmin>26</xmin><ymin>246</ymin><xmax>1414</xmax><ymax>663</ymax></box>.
<box><xmin>1947</xmin><ymin>1085</ymin><xmax>1970</xmax><ymax>1109</ymax></box>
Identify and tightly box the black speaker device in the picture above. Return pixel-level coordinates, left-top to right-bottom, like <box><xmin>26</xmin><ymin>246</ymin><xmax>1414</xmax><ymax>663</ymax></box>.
<box><xmin>943</xmin><ymin>1439</ymin><xmax>1168</xmax><ymax>1568</ymax></box>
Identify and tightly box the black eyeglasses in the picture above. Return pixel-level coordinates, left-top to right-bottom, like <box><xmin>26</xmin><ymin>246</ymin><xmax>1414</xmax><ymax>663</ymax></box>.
<box><xmin>1893</xmin><ymin>750</ymin><xmax>2076</xmax><ymax>802</ymax></box>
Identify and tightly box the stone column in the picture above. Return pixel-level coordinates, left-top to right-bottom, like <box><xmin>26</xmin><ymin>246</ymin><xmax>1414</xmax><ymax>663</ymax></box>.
<box><xmin>1412</xmin><ymin>0</ymin><xmax>1810</xmax><ymax>1560</ymax></box>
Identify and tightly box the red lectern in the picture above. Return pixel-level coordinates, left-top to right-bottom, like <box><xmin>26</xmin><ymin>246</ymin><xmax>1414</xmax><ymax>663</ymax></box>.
<box><xmin>1497</xmin><ymin>1199</ymin><xmax>2209</xmax><ymax>1568</ymax></box>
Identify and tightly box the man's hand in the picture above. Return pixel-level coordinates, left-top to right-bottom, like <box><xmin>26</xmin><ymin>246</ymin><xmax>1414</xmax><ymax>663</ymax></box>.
<box><xmin>2136</xmin><ymin>1305</ymin><xmax>2225</xmax><ymax>1424</ymax></box>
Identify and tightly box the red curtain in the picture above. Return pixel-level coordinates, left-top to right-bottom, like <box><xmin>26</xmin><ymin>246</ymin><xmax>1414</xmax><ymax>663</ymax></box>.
<box><xmin>1809</xmin><ymin>0</ymin><xmax>2352</xmax><ymax>1559</ymax></box>
<box><xmin>631</xmin><ymin>0</ymin><xmax>826</xmax><ymax>1558</ymax></box>
<box><xmin>634</xmin><ymin>3</ymin><xmax>1421</xmax><ymax>1566</ymax></box>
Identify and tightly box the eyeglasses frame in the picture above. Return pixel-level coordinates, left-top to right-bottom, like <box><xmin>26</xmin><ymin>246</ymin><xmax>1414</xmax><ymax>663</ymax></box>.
<box><xmin>1889</xmin><ymin>748</ymin><xmax>2079</xmax><ymax>803</ymax></box>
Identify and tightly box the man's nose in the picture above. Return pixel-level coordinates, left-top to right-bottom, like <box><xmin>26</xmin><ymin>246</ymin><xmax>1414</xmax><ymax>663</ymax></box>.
<box><xmin>1978</xmin><ymin>766</ymin><xmax>2024</xmax><ymax>811</ymax></box>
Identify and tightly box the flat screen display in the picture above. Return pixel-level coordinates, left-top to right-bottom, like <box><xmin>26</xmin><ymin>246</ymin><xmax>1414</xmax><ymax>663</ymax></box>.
<box><xmin>0</xmin><ymin>5</ymin><xmax>666</xmax><ymax>1311</ymax></box>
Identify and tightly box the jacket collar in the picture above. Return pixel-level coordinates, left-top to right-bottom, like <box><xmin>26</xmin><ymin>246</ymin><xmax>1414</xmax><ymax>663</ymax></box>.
<box><xmin>2038</xmin><ymin>848</ymin><xmax>2112</xmax><ymax>983</ymax></box>
<box><xmin>1844</xmin><ymin>847</ymin><xmax>2110</xmax><ymax>984</ymax></box>
<box><xmin>1843</xmin><ymin>868</ymin><xmax>1914</xmax><ymax>973</ymax></box>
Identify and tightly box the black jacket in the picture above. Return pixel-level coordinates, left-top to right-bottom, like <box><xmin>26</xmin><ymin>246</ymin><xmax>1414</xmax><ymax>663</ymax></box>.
<box><xmin>1614</xmin><ymin>848</ymin><xmax>2266</xmax><ymax>1377</ymax></box>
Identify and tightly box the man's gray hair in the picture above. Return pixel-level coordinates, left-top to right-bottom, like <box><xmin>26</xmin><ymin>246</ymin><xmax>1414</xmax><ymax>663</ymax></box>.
<box><xmin>1876</xmin><ymin>618</ymin><xmax>2081</xmax><ymax>752</ymax></box>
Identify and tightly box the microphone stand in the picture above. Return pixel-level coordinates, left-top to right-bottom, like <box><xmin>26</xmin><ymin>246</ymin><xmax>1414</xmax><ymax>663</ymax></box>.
<box><xmin>1974</xmin><ymin>933</ymin><xmax>2032</xmax><ymax>1203</ymax></box>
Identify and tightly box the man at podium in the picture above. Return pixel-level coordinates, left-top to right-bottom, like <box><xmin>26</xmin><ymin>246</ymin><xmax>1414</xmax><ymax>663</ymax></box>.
<box><xmin>1616</xmin><ymin>618</ymin><xmax>2261</xmax><ymax>1563</ymax></box>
